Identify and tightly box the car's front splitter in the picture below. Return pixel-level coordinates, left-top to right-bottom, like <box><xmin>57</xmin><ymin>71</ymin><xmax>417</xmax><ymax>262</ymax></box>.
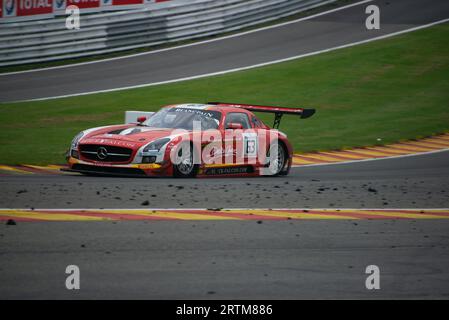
<box><xmin>66</xmin><ymin>157</ymin><xmax>171</xmax><ymax>177</ymax></box>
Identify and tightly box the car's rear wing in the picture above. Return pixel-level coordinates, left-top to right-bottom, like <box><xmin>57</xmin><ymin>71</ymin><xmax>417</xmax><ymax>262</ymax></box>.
<box><xmin>207</xmin><ymin>102</ymin><xmax>315</xmax><ymax>129</ymax></box>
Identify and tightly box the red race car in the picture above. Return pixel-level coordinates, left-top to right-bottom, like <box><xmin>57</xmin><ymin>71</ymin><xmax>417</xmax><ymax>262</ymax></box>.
<box><xmin>64</xmin><ymin>102</ymin><xmax>315</xmax><ymax>177</ymax></box>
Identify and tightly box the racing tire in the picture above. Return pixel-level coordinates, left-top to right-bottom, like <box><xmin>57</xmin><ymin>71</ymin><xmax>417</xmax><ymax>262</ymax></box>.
<box><xmin>266</xmin><ymin>142</ymin><xmax>288</xmax><ymax>176</ymax></box>
<box><xmin>173</xmin><ymin>142</ymin><xmax>199</xmax><ymax>178</ymax></box>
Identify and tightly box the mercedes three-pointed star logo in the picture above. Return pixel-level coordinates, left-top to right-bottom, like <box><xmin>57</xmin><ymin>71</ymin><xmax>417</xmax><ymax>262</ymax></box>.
<box><xmin>97</xmin><ymin>147</ymin><xmax>108</xmax><ymax>160</ymax></box>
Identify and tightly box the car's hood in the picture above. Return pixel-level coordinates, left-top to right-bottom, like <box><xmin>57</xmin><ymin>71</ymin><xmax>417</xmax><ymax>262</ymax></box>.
<box><xmin>80</xmin><ymin>125</ymin><xmax>181</xmax><ymax>148</ymax></box>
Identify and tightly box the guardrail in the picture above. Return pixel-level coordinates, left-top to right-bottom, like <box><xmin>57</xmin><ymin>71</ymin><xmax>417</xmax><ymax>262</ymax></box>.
<box><xmin>0</xmin><ymin>0</ymin><xmax>335</xmax><ymax>67</ymax></box>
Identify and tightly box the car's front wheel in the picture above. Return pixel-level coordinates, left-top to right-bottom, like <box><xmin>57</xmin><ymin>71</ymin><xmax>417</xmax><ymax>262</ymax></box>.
<box><xmin>173</xmin><ymin>143</ymin><xmax>198</xmax><ymax>178</ymax></box>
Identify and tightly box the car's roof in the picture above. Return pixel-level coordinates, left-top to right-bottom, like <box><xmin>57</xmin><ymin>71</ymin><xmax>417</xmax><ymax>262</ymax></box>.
<box><xmin>163</xmin><ymin>103</ymin><xmax>251</xmax><ymax>114</ymax></box>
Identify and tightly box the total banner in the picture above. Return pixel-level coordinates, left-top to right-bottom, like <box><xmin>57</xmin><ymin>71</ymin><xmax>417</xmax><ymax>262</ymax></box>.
<box><xmin>1</xmin><ymin>0</ymin><xmax>172</xmax><ymax>21</ymax></box>
<box><xmin>2</xmin><ymin>0</ymin><xmax>54</xmax><ymax>21</ymax></box>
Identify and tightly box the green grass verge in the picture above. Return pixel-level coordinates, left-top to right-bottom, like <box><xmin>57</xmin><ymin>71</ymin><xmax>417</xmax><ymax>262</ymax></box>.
<box><xmin>1</xmin><ymin>24</ymin><xmax>448</xmax><ymax>165</ymax></box>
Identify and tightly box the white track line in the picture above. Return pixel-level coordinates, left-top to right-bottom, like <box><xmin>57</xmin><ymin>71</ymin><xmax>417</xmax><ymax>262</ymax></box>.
<box><xmin>0</xmin><ymin>0</ymin><xmax>371</xmax><ymax>77</ymax></box>
<box><xmin>14</xmin><ymin>17</ymin><xmax>449</xmax><ymax>102</ymax></box>
<box><xmin>291</xmin><ymin>147</ymin><xmax>449</xmax><ymax>168</ymax></box>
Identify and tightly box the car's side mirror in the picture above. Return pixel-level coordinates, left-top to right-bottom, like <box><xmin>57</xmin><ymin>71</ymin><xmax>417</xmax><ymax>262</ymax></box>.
<box><xmin>137</xmin><ymin>116</ymin><xmax>147</xmax><ymax>123</ymax></box>
<box><xmin>226</xmin><ymin>122</ymin><xmax>243</xmax><ymax>130</ymax></box>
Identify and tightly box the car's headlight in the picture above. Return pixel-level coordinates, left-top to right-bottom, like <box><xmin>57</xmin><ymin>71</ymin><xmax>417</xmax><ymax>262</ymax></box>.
<box><xmin>71</xmin><ymin>132</ymin><xmax>84</xmax><ymax>149</ymax></box>
<box><xmin>143</xmin><ymin>138</ymin><xmax>170</xmax><ymax>152</ymax></box>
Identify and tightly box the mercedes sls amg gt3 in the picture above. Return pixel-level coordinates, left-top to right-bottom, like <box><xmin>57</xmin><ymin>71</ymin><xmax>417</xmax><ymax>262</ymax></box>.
<box><xmin>64</xmin><ymin>102</ymin><xmax>315</xmax><ymax>177</ymax></box>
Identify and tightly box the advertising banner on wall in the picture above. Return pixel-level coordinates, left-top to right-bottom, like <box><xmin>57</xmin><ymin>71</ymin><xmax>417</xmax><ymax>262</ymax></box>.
<box><xmin>53</xmin><ymin>0</ymin><xmax>65</xmax><ymax>14</ymax></box>
<box><xmin>18</xmin><ymin>0</ymin><xmax>53</xmax><ymax>16</ymax></box>
<box><xmin>2</xmin><ymin>0</ymin><xmax>18</xmax><ymax>19</ymax></box>
<box><xmin>110</xmin><ymin>0</ymin><xmax>143</xmax><ymax>10</ymax></box>
<box><xmin>54</xmin><ymin>0</ymin><xmax>109</xmax><ymax>14</ymax></box>
<box><xmin>68</xmin><ymin>0</ymin><xmax>100</xmax><ymax>8</ymax></box>
<box><xmin>54</xmin><ymin>0</ymin><xmax>169</xmax><ymax>14</ymax></box>
<box><xmin>68</xmin><ymin>0</ymin><xmax>100</xmax><ymax>13</ymax></box>
<box><xmin>2</xmin><ymin>0</ymin><xmax>54</xmax><ymax>21</ymax></box>
<box><xmin>112</xmin><ymin>0</ymin><xmax>142</xmax><ymax>4</ymax></box>
<box><xmin>1</xmin><ymin>0</ymin><xmax>173</xmax><ymax>21</ymax></box>
<box><xmin>144</xmin><ymin>0</ymin><xmax>170</xmax><ymax>4</ymax></box>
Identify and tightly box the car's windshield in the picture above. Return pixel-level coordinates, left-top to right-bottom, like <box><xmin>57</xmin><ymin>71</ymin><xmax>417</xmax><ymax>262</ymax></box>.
<box><xmin>144</xmin><ymin>107</ymin><xmax>221</xmax><ymax>130</ymax></box>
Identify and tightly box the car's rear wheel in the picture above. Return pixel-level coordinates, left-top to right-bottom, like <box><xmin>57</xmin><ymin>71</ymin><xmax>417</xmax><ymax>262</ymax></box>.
<box><xmin>266</xmin><ymin>142</ymin><xmax>287</xmax><ymax>176</ymax></box>
<box><xmin>173</xmin><ymin>143</ymin><xmax>198</xmax><ymax>178</ymax></box>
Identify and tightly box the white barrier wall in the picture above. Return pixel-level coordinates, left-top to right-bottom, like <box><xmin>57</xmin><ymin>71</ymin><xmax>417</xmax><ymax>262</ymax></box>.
<box><xmin>0</xmin><ymin>0</ymin><xmax>335</xmax><ymax>66</ymax></box>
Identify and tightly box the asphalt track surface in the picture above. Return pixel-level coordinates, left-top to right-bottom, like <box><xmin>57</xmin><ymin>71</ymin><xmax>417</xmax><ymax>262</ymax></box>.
<box><xmin>1</xmin><ymin>151</ymin><xmax>449</xmax><ymax>299</ymax></box>
<box><xmin>1</xmin><ymin>0</ymin><xmax>449</xmax><ymax>102</ymax></box>
<box><xmin>1</xmin><ymin>150</ymin><xmax>449</xmax><ymax>209</ymax></box>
